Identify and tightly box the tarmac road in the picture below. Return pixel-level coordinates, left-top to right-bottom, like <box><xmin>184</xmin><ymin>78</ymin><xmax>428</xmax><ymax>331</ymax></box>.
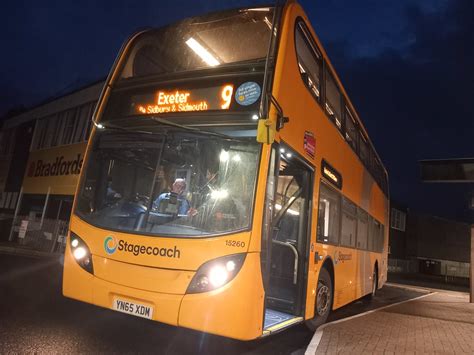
<box><xmin>0</xmin><ymin>253</ymin><xmax>425</xmax><ymax>354</ymax></box>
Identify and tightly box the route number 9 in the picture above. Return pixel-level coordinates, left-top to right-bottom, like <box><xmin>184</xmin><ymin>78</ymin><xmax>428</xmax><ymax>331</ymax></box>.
<box><xmin>221</xmin><ymin>85</ymin><xmax>234</xmax><ymax>109</ymax></box>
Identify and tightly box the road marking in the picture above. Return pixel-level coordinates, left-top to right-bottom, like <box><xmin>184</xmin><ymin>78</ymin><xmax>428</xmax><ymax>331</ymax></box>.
<box><xmin>304</xmin><ymin>291</ymin><xmax>436</xmax><ymax>355</ymax></box>
<box><xmin>386</xmin><ymin>282</ymin><xmax>470</xmax><ymax>295</ymax></box>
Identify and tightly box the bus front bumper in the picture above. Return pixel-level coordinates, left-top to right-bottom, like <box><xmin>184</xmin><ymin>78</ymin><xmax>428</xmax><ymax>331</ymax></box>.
<box><xmin>63</xmin><ymin>250</ymin><xmax>265</xmax><ymax>340</ymax></box>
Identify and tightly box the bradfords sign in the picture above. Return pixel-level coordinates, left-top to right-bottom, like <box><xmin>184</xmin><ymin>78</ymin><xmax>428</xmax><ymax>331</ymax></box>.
<box><xmin>28</xmin><ymin>154</ymin><xmax>83</xmax><ymax>178</ymax></box>
<box><xmin>22</xmin><ymin>142</ymin><xmax>87</xmax><ymax>195</ymax></box>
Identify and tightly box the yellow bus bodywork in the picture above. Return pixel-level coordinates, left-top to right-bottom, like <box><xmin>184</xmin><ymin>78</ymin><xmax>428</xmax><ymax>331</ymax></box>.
<box><xmin>63</xmin><ymin>1</ymin><xmax>388</xmax><ymax>340</ymax></box>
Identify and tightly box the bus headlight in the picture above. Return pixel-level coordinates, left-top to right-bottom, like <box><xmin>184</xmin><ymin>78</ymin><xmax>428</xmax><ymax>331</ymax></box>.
<box><xmin>186</xmin><ymin>254</ymin><xmax>246</xmax><ymax>294</ymax></box>
<box><xmin>70</xmin><ymin>232</ymin><xmax>94</xmax><ymax>274</ymax></box>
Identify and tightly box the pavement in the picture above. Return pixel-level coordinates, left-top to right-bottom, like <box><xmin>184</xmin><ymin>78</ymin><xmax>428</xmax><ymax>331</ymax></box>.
<box><xmin>306</xmin><ymin>287</ymin><xmax>474</xmax><ymax>354</ymax></box>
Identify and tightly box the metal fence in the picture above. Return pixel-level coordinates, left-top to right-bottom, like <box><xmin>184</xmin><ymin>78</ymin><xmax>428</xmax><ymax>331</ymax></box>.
<box><xmin>388</xmin><ymin>258</ymin><xmax>418</xmax><ymax>274</ymax></box>
<box><xmin>389</xmin><ymin>257</ymin><xmax>470</xmax><ymax>279</ymax></box>
<box><xmin>9</xmin><ymin>215</ymin><xmax>68</xmax><ymax>254</ymax></box>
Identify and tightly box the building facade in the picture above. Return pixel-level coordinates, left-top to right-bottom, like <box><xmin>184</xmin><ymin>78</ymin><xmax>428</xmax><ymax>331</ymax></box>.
<box><xmin>388</xmin><ymin>204</ymin><xmax>471</xmax><ymax>279</ymax></box>
<box><xmin>0</xmin><ymin>81</ymin><xmax>104</xmax><ymax>251</ymax></box>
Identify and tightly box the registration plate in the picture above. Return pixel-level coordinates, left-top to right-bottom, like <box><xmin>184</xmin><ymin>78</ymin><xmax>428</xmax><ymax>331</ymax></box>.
<box><xmin>112</xmin><ymin>297</ymin><xmax>154</xmax><ymax>320</ymax></box>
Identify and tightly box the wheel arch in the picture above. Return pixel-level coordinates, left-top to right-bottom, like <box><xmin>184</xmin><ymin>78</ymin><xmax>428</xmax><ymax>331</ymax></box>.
<box><xmin>320</xmin><ymin>256</ymin><xmax>335</xmax><ymax>308</ymax></box>
<box><xmin>374</xmin><ymin>259</ymin><xmax>379</xmax><ymax>288</ymax></box>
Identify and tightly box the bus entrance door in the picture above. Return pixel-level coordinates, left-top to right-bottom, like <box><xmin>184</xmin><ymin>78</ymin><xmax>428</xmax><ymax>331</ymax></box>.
<box><xmin>264</xmin><ymin>148</ymin><xmax>313</xmax><ymax>333</ymax></box>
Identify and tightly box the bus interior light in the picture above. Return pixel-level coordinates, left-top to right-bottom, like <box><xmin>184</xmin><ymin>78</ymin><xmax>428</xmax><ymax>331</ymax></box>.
<box><xmin>185</xmin><ymin>38</ymin><xmax>220</xmax><ymax>67</ymax></box>
<box><xmin>252</xmin><ymin>114</ymin><xmax>259</xmax><ymax>120</ymax></box>
<box><xmin>186</xmin><ymin>254</ymin><xmax>246</xmax><ymax>294</ymax></box>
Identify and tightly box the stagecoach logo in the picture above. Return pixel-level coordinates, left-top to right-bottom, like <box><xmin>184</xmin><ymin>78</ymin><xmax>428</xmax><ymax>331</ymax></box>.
<box><xmin>104</xmin><ymin>236</ymin><xmax>118</xmax><ymax>255</ymax></box>
<box><xmin>334</xmin><ymin>250</ymin><xmax>352</xmax><ymax>264</ymax></box>
<box><xmin>103</xmin><ymin>236</ymin><xmax>181</xmax><ymax>258</ymax></box>
<box><xmin>27</xmin><ymin>154</ymin><xmax>83</xmax><ymax>178</ymax></box>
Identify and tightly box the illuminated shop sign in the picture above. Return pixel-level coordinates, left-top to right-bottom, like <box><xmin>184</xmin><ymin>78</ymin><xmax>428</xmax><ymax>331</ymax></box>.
<box><xmin>22</xmin><ymin>142</ymin><xmax>87</xmax><ymax>195</ymax></box>
<box><xmin>27</xmin><ymin>155</ymin><xmax>83</xmax><ymax>178</ymax></box>
<box><xmin>134</xmin><ymin>84</ymin><xmax>234</xmax><ymax>114</ymax></box>
<box><xmin>321</xmin><ymin>159</ymin><xmax>342</xmax><ymax>189</ymax></box>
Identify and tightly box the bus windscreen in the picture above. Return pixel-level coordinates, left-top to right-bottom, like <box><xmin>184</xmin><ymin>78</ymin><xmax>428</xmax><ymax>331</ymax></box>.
<box><xmin>118</xmin><ymin>7</ymin><xmax>274</xmax><ymax>80</ymax></box>
<box><xmin>75</xmin><ymin>129</ymin><xmax>261</xmax><ymax>237</ymax></box>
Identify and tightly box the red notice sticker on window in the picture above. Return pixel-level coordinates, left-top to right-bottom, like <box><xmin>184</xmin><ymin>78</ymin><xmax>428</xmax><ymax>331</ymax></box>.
<box><xmin>304</xmin><ymin>131</ymin><xmax>315</xmax><ymax>158</ymax></box>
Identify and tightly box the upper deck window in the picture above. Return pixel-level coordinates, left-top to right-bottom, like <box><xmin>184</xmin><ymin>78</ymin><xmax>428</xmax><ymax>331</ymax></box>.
<box><xmin>325</xmin><ymin>70</ymin><xmax>342</xmax><ymax>130</ymax></box>
<box><xmin>345</xmin><ymin>108</ymin><xmax>358</xmax><ymax>152</ymax></box>
<box><xmin>119</xmin><ymin>7</ymin><xmax>274</xmax><ymax>81</ymax></box>
<box><xmin>295</xmin><ymin>22</ymin><xmax>322</xmax><ymax>100</ymax></box>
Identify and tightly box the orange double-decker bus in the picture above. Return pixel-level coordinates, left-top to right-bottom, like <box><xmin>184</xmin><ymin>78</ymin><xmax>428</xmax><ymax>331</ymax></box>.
<box><xmin>63</xmin><ymin>1</ymin><xmax>389</xmax><ymax>340</ymax></box>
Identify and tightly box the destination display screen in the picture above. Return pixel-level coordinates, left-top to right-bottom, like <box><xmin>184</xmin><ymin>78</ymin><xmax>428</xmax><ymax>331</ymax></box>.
<box><xmin>132</xmin><ymin>84</ymin><xmax>234</xmax><ymax>114</ymax></box>
<box><xmin>101</xmin><ymin>76</ymin><xmax>264</xmax><ymax>123</ymax></box>
<box><xmin>127</xmin><ymin>80</ymin><xmax>262</xmax><ymax>115</ymax></box>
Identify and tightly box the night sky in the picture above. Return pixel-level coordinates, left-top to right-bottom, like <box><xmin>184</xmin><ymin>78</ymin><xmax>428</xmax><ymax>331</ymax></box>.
<box><xmin>1</xmin><ymin>0</ymin><xmax>473</xmax><ymax>223</ymax></box>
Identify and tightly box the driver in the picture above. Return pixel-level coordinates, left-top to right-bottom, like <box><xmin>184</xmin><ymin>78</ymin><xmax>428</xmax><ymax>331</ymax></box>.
<box><xmin>153</xmin><ymin>178</ymin><xmax>191</xmax><ymax>215</ymax></box>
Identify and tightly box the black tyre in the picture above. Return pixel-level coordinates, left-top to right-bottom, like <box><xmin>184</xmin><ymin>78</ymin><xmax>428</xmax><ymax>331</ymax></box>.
<box><xmin>305</xmin><ymin>267</ymin><xmax>333</xmax><ymax>331</ymax></box>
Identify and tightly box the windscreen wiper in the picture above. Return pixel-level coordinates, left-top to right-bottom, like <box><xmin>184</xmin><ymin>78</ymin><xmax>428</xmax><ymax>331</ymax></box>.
<box><xmin>94</xmin><ymin>121</ymin><xmax>164</xmax><ymax>136</ymax></box>
<box><xmin>148</xmin><ymin>116</ymin><xmax>247</xmax><ymax>142</ymax></box>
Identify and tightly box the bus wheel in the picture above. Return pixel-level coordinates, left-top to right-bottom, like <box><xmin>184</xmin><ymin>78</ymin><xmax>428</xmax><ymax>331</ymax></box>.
<box><xmin>365</xmin><ymin>267</ymin><xmax>378</xmax><ymax>301</ymax></box>
<box><xmin>305</xmin><ymin>267</ymin><xmax>332</xmax><ymax>331</ymax></box>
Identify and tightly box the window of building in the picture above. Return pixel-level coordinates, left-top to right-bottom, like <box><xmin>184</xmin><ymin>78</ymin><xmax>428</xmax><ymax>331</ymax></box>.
<box><xmin>0</xmin><ymin>128</ymin><xmax>15</xmax><ymax>155</ymax></box>
<box><xmin>61</xmin><ymin>109</ymin><xmax>77</xmax><ymax>145</ymax></box>
<box><xmin>341</xmin><ymin>197</ymin><xmax>357</xmax><ymax>247</ymax></box>
<box><xmin>73</xmin><ymin>103</ymin><xmax>91</xmax><ymax>143</ymax></box>
<box><xmin>390</xmin><ymin>208</ymin><xmax>406</xmax><ymax>231</ymax></box>
<box><xmin>49</xmin><ymin>115</ymin><xmax>64</xmax><ymax>147</ymax></box>
<box><xmin>34</xmin><ymin>118</ymin><xmax>49</xmax><ymax>149</ymax></box>
<box><xmin>345</xmin><ymin>108</ymin><xmax>357</xmax><ymax>152</ymax></box>
<box><xmin>83</xmin><ymin>102</ymin><xmax>96</xmax><ymax>141</ymax></box>
<box><xmin>317</xmin><ymin>183</ymin><xmax>340</xmax><ymax>244</ymax></box>
<box><xmin>356</xmin><ymin>208</ymin><xmax>368</xmax><ymax>249</ymax></box>
<box><xmin>325</xmin><ymin>69</ymin><xmax>342</xmax><ymax>130</ymax></box>
<box><xmin>295</xmin><ymin>22</ymin><xmax>322</xmax><ymax>100</ymax></box>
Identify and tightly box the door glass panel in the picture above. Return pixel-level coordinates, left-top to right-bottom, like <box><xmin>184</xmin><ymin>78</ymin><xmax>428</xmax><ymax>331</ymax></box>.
<box><xmin>274</xmin><ymin>175</ymin><xmax>303</xmax><ymax>243</ymax></box>
<box><xmin>267</xmin><ymin>150</ymin><xmax>311</xmax><ymax>315</ymax></box>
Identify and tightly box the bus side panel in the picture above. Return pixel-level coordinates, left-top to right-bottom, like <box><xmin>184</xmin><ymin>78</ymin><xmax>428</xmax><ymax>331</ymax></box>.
<box><xmin>178</xmin><ymin>252</ymin><xmax>264</xmax><ymax>340</ymax></box>
<box><xmin>271</xmin><ymin>1</ymin><xmax>389</xmax><ymax>315</ymax></box>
